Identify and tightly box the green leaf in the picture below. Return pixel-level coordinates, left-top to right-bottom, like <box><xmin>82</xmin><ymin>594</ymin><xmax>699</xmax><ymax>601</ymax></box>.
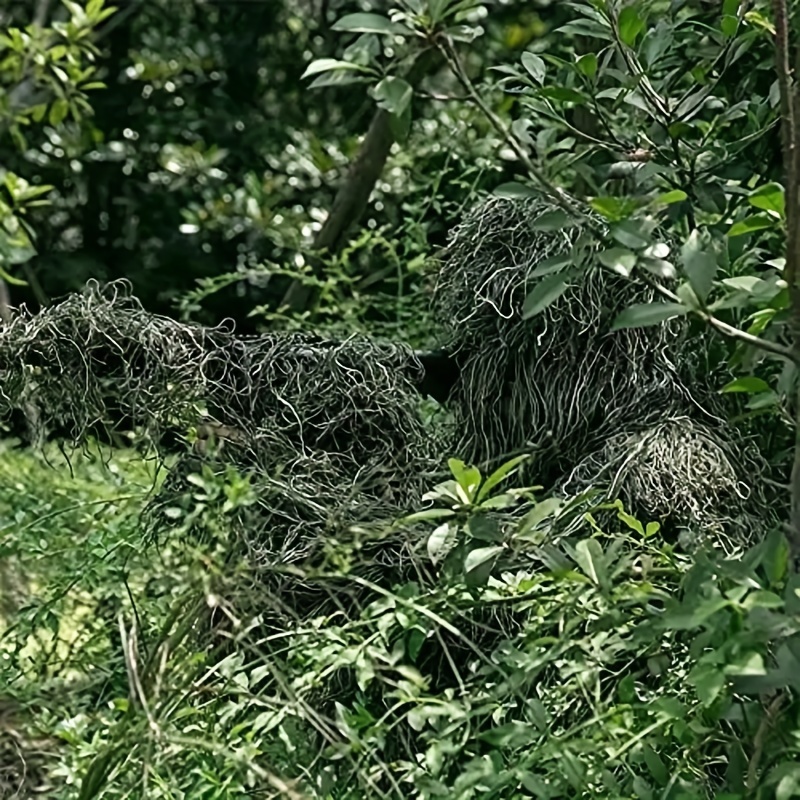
<box><xmin>676</xmin><ymin>281</ymin><xmax>701</xmax><ymax>310</ymax></box>
<box><xmin>372</xmin><ymin>76</ymin><xmax>413</xmax><ymax>117</ymax></box>
<box><xmin>539</xmin><ymin>86</ymin><xmax>587</xmax><ymax>103</ymax></box>
<box><xmin>653</xmin><ymin>189</ymin><xmax>688</xmax><ymax>205</ymax></box>
<box><xmin>611</xmin><ymin>302</ymin><xmax>688</xmax><ymax>331</ymax></box>
<box><xmin>590</xmin><ymin>196</ymin><xmax>639</xmax><ymax>221</ymax></box>
<box><xmin>522</xmin><ymin>272</ymin><xmax>572</xmax><ymax>319</ymax></box>
<box><xmin>0</xmin><ymin>265</ymin><xmax>28</xmax><ymax>286</ymax></box>
<box><xmin>308</xmin><ymin>72</ymin><xmax>372</xmax><ymax>90</ymax></box>
<box><xmin>448</xmin><ymin>458</ymin><xmax>481</xmax><ymax>502</ymax></box>
<box><xmin>494</xmin><ymin>182</ymin><xmax>537</xmax><ymax>199</ymax></box>
<box><xmin>742</xmin><ymin>590</ymin><xmax>784</xmax><ymax>610</ymax></box>
<box><xmin>556</xmin><ymin>19</ymin><xmax>613</xmax><ymax>39</ymax></box>
<box><xmin>477</xmin><ymin>454</ymin><xmax>529</xmax><ymax>503</ymax></box>
<box><xmin>521</xmin><ymin>52</ymin><xmax>546</xmax><ymax>84</ymax></box>
<box><xmin>618</xmin><ymin>6</ymin><xmax>645</xmax><ymax>47</ymax></box>
<box><xmin>726</xmin><ymin>652</ymin><xmax>766</xmax><ymax>677</ymax></box>
<box><xmin>517</xmin><ymin>497</ymin><xmax>562</xmax><ymax>537</ymax></box>
<box><xmin>728</xmin><ymin>213</ymin><xmax>778</xmax><ymax>237</ymax></box>
<box><xmin>399</xmin><ymin>508</ymin><xmax>457</xmax><ymax>524</ymax></box>
<box><xmin>427</xmin><ymin>522</ymin><xmax>457</xmax><ymax>564</ymax></box>
<box><xmin>467</xmin><ymin>515</ymin><xmax>504</xmax><ymax>543</ymax></box>
<box><xmin>776</xmin><ymin>766</ymin><xmax>800</xmax><ymax>800</ymax></box>
<box><xmin>598</xmin><ymin>247</ymin><xmax>637</xmax><ymax>276</ymax></box>
<box><xmin>479</xmin><ymin>721</ymin><xmax>537</xmax><ymax>747</ymax></box>
<box><xmin>301</xmin><ymin>58</ymin><xmax>374</xmax><ymax>79</ymax></box>
<box><xmin>611</xmin><ymin>219</ymin><xmax>650</xmax><ymax>249</ymax></box>
<box><xmin>331</xmin><ymin>13</ymin><xmax>412</xmax><ymax>35</ymax></box>
<box><xmin>722</xmin><ymin>275</ymin><xmax>765</xmax><ymax>293</ymax></box>
<box><xmin>682</xmin><ymin>230</ymin><xmax>717</xmax><ymax>302</ymax></box>
<box><xmin>464</xmin><ymin>545</ymin><xmax>504</xmax><ymax>574</ymax></box>
<box><xmin>576</xmin><ymin>52</ymin><xmax>598</xmax><ymax>79</ymax></box>
<box><xmin>531</xmin><ymin>252</ymin><xmax>572</xmax><ymax>277</ymax></box>
<box><xmin>721</xmin><ymin>376</ymin><xmax>770</xmax><ymax>394</ymax></box>
<box><xmin>640</xmin><ymin>258</ymin><xmax>677</xmax><ymax>280</ymax></box>
<box><xmin>688</xmin><ymin>662</ymin><xmax>726</xmax><ymax>705</ymax></box>
<box><xmin>531</xmin><ymin>210</ymin><xmax>578</xmax><ymax>231</ymax></box>
<box><xmin>574</xmin><ymin>539</ymin><xmax>608</xmax><ymax>590</ymax></box>
<box><xmin>749</xmin><ymin>182</ymin><xmax>785</xmax><ymax>220</ymax></box>
<box><xmin>764</xmin><ymin>529</ymin><xmax>790</xmax><ymax>585</ymax></box>
<box><xmin>642</xmin><ymin>745</ymin><xmax>668</xmax><ymax>786</ymax></box>
<box><xmin>405</xmin><ymin>627</ymin><xmax>425</xmax><ymax>662</ymax></box>
<box><xmin>662</xmin><ymin>598</ymin><xmax>731</xmax><ymax>630</ymax></box>
<box><xmin>48</xmin><ymin>98</ymin><xmax>70</xmax><ymax>126</ymax></box>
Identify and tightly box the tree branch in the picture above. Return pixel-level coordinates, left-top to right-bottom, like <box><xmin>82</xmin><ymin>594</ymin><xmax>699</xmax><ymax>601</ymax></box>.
<box><xmin>280</xmin><ymin>48</ymin><xmax>442</xmax><ymax>313</ymax></box>
<box><xmin>771</xmin><ymin>0</ymin><xmax>800</xmax><ymax>552</ymax></box>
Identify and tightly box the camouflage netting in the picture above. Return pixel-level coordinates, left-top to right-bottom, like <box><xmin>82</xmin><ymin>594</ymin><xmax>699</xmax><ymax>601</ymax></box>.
<box><xmin>434</xmin><ymin>196</ymin><xmax>775</xmax><ymax>548</ymax></box>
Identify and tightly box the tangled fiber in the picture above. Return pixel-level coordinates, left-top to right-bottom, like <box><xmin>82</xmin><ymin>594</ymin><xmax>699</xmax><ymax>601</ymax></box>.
<box><xmin>0</xmin><ymin>280</ymin><xmax>439</xmax><ymax>614</ymax></box>
<box><xmin>435</xmin><ymin>196</ymin><xmax>775</xmax><ymax>546</ymax></box>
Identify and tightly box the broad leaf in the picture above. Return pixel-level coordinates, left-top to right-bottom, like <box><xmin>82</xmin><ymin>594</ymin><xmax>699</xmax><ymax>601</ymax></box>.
<box><xmin>464</xmin><ymin>545</ymin><xmax>504</xmax><ymax>574</ymax></box>
<box><xmin>372</xmin><ymin>76</ymin><xmax>413</xmax><ymax>117</ymax></box>
<box><xmin>331</xmin><ymin>13</ymin><xmax>412</xmax><ymax>35</ymax></box>
<box><xmin>531</xmin><ymin>210</ymin><xmax>578</xmax><ymax>231</ymax></box>
<box><xmin>448</xmin><ymin>458</ymin><xmax>481</xmax><ymax>503</ymax></box>
<box><xmin>598</xmin><ymin>247</ymin><xmax>637</xmax><ymax>276</ymax></box>
<box><xmin>748</xmin><ymin>182</ymin><xmax>785</xmax><ymax>219</ymax></box>
<box><xmin>477</xmin><ymin>454</ymin><xmax>529</xmax><ymax>503</ymax></box>
<box><xmin>653</xmin><ymin>189</ymin><xmax>688</xmax><ymax>205</ymax></box>
<box><xmin>618</xmin><ymin>6</ymin><xmax>645</xmax><ymax>47</ymax></box>
<box><xmin>427</xmin><ymin>522</ymin><xmax>457</xmax><ymax>564</ymax></box>
<box><xmin>611</xmin><ymin>302</ymin><xmax>688</xmax><ymax>330</ymax></box>
<box><xmin>574</xmin><ymin>539</ymin><xmax>608</xmax><ymax>590</ymax></box>
<box><xmin>521</xmin><ymin>52</ymin><xmax>546</xmax><ymax>84</ymax></box>
<box><xmin>728</xmin><ymin>213</ymin><xmax>778</xmax><ymax>237</ymax></box>
<box><xmin>576</xmin><ymin>53</ymin><xmax>597</xmax><ymax>79</ymax></box>
<box><xmin>611</xmin><ymin>219</ymin><xmax>650</xmax><ymax>249</ymax></box>
<box><xmin>522</xmin><ymin>272</ymin><xmax>572</xmax><ymax>319</ymax></box>
<box><xmin>301</xmin><ymin>58</ymin><xmax>374</xmax><ymax>79</ymax></box>
<box><xmin>682</xmin><ymin>229</ymin><xmax>717</xmax><ymax>302</ymax></box>
<box><xmin>721</xmin><ymin>376</ymin><xmax>770</xmax><ymax>394</ymax></box>
<box><xmin>494</xmin><ymin>182</ymin><xmax>537</xmax><ymax>199</ymax></box>
<box><xmin>531</xmin><ymin>252</ymin><xmax>572</xmax><ymax>277</ymax></box>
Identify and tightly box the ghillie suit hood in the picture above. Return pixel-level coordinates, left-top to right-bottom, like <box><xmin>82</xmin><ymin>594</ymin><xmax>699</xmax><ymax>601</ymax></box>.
<box><xmin>433</xmin><ymin>196</ymin><xmax>774</xmax><ymax>548</ymax></box>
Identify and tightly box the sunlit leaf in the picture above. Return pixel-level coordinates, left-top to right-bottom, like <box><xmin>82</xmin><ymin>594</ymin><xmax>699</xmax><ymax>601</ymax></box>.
<box><xmin>464</xmin><ymin>545</ymin><xmax>504</xmax><ymax>574</ymax></box>
<box><xmin>748</xmin><ymin>182</ymin><xmax>785</xmax><ymax>220</ymax></box>
<box><xmin>598</xmin><ymin>247</ymin><xmax>637</xmax><ymax>276</ymax></box>
<box><xmin>521</xmin><ymin>52</ymin><xmax>546</xmax><ymax>84</ymax></box>
<box><xmin>721</xmin><ymin>376</ymin><xmax>770</xmax><ymax>394</ymax></box>
<box><xmin>728</xmin><ymin>213</ymin><xmax>778</xmax><ymax>237</ymax></box>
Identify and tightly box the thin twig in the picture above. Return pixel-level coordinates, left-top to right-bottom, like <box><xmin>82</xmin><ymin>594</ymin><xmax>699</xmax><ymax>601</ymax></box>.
<box><xmin>746</xmin><ymin>692</ymin><xmax>786</xmax><ymax>791</ymax></box>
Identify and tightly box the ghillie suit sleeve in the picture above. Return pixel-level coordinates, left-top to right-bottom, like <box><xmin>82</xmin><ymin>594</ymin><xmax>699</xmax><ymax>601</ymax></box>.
<box><xmin>433</xmin><ymin>196</ymin><xmax>777</xmax><ymax>551</ymax></box>
<box><xmin>0</xmin><ymin>281</ymin><xmax>441</xmax><ymax>618</ymax></box>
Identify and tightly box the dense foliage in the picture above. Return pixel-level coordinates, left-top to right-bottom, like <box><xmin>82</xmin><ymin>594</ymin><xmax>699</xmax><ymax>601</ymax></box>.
<box><xmin>3</xmin><ymin>1</ymin><xmax>800</xmax><ymax>799</ymax></box>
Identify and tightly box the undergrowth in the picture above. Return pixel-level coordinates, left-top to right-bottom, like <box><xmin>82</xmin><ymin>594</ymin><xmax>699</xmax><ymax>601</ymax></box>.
<box><xmin>2</xmin><ymin>443</ymin><xmax>800</xmax><ymax>799</ymax></box>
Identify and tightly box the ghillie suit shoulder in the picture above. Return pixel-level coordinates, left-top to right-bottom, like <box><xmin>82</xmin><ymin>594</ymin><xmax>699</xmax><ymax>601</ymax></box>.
<box><xmin>433</xmin><ymin>195</ymin><xmax>777</xmax><ymax>551</ymax></box>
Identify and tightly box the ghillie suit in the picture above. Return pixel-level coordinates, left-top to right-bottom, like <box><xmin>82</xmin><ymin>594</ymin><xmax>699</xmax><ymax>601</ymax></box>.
<box><xmin>0</xmin><ymin>281</ymin><xmax>440</xmax><ymax>620</ymax></box>
<box><xmin>432</xmin><ymin>197</ymin><xmax>775</xmax><ymax>550</ymax></box>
